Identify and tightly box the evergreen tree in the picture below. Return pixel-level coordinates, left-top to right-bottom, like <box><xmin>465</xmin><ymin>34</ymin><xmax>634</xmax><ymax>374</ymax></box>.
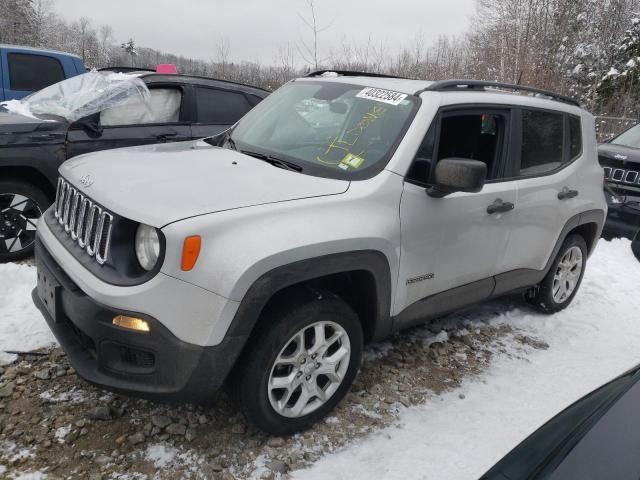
<box><xmin>597</xmin><ymin>18</ymin><xmax>640</xmax><ymax>115</ymax></box>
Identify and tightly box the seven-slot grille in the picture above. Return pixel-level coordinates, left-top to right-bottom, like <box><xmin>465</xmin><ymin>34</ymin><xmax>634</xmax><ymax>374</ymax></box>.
<box><xmin>604</xmin><ymin>166</ymin><xmax>640</xmax><ymax>186</ymax></box>
<box><xmin>53</xmin><ymin>177</ymin><xmax>114</xmax><ymax>265</ymax></box>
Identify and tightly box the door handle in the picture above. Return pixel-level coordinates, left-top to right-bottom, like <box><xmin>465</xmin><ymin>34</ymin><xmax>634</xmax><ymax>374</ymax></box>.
<box><xmin>155</xmin><ymin>133</ymin><xmax>178</xmax><ymax>141</ymax></box>
<box><xmin>28</xmin><ymin>134</ymin><xmax>59</xmax><ymax>141</ymax></box>
<box><xmin>558</xmin><ymin>187</ymin><xmax>579</xmax><ymax>200</ymax></box>
<box><xmin>487</xmin><ymin>198</ymin><xmax>515</xmax><ymax>214</ymax></box>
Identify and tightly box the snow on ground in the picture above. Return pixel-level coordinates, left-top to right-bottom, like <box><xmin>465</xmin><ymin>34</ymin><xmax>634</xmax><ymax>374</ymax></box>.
<box><xmin>0</xmin><ymin>263</ymin><xmax>56</xmax><ymax>365</ymax></box>
<box><xmin>295</xmin><ymin>238</ymin><xmax>640</xmax><ymax>480</ymax></box>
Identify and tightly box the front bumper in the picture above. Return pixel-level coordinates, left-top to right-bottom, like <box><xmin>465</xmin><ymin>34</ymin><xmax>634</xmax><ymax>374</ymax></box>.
<box><xmin>602</xmin><ymin>200</ymin><xmax>640</xmax><ymax>240</ymax></box>
<box><xmin>32</xmin><ymin>238</ymin><xmax>247</xmax><ymax>402</ymax></box>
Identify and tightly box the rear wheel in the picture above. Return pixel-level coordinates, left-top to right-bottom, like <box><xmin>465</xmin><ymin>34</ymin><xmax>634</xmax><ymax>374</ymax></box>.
<box><xmin>0</xmin><ymin>180</ymin><xmax>50</xmax><ymax>263</ymax></box>
<box><xmin>526</xmin><ymin>234</ymin><xmax>587</xmax><ymax>313</ymax></box>
<box><xmin>632</xmin><ymin>230</ymin><xmax>640</xmax><ymax>261</ymax></box>
<box><xmin>230</xmin><ymin>290</ymin><xmax>363</xmax><ymax>435</ymax></box>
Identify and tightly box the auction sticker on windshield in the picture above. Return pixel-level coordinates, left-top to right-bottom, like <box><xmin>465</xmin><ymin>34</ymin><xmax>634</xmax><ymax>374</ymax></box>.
<box><xmin>356</xmin><ymin>87</ymin><xmax>408</xmax><ymax>106</ymax></box>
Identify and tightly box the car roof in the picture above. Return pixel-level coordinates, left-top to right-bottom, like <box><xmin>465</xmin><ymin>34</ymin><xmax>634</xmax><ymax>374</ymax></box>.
<box><xmin>135</xmin><ymin>72</ymin><xmax>269</xmax><ymax>97</ymax></box>
<box><xmin>0</xmin><ymin>44</ymin><xmax>82</xmax><ymax>60</ymax></box>
<box><xmin>298</xmin><ymin>72</ymin><xmax>583</xmax><ymax>112</ymax></box>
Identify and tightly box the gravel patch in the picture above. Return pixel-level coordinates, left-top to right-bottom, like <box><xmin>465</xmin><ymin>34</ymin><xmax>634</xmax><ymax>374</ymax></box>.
<box><xmin>0</xmin><ymin>296</ymin><xmax>548</xmax><ymax>479</ymax></box>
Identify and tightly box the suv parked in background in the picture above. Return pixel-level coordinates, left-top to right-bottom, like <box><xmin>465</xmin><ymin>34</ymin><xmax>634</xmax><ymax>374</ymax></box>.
<box><xmin>0</xmin><ymin>70</ymin><xmax>268</xmax><ymax>261</ymax></box>
<box><xmin>0</xmin><ymin>44</ymin><xmax>85</xmax><ymax>101</ymax></box>
<box><xmin>33</xmin><ymin>73</ymin><xmax>606</xmax><ymax>434</ymax></box>
<box><xmin>598</xmin><ymin>122</ymin><xmax>640</xmax><ymax>238</ymax></box>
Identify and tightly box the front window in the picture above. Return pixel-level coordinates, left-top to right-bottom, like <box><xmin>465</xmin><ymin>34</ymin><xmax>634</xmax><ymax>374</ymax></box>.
<box><xmin>228</xmin><ymin>81</ymin><xmax>418</xmax><ymax>179</ymax></box>
<box><xmin>611</xmin><ymin>123</ymin><xmax>640</xmax><ymax>149</ymax></box>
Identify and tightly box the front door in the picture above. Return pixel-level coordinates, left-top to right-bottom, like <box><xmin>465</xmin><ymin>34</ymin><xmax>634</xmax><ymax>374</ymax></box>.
<box><xmin>395</xmin><ymin>107</ymin><xmax>518</xmax><ymax>326</ymax></box>
<box><xmin>66</xmin><ymin>85</ymin><xmax>191</xmax><ymax>158</ymax></box>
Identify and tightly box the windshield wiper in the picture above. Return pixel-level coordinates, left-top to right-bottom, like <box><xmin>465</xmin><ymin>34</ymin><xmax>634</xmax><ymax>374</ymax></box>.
<box><xmin>241</xmin><ymin>150</ymin><xmax>303</xmax><ymax>172</ymax></box>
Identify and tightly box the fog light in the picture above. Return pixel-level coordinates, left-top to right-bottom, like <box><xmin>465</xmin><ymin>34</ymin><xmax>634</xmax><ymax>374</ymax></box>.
<box><xmin>112</xmin><ymin>315</ymin><xmax>150</xmax><ymax>332</ymax></box>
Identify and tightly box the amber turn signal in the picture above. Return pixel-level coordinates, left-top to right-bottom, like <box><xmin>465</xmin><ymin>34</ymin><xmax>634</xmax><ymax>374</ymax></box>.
<box><xmin>181</xmin><ymin>235</ymin><xmax>201</xmax><ymax>271</ymax></box>
<box><xmin>112</xmin><ymin>315</ymin><xmax>150</xmax><ymax>332</ymax></box>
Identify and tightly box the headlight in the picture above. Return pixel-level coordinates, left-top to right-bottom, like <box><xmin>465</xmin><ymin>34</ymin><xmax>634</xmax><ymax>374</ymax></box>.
<box><xmin>135</xmin><ymin>224</ymin><xmax>160</xmax><ymax>271</ymax></box>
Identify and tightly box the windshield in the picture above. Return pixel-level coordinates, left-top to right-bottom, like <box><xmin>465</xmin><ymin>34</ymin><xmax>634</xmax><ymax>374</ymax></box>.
<box><xmin>611</xmin><ymin>123</ymin><xmax>640</xmax><ymax>149</ymax></box>
<box><xmin>229</xmin><ymin>81</ymin><xmax>418</xmax><ymax>179</ymax></box>
<box><xmin>0</xmin><ymin>72</ymin><xmax>150</xmax><ymax>123</ymax></box>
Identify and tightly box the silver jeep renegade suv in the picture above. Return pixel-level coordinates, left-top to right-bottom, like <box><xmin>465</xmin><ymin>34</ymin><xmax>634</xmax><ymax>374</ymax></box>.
<box><xmin>33</xmin><ymin>73</ymin><xmax>607</xmax><ymax>434</ymax></box>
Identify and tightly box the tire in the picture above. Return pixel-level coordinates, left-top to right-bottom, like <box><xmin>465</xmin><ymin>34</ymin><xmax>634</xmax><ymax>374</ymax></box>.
<box><xmin>0</xmin><ymin>180</ymin><xmax>50</xmax><ymax>263</ymax></box>
<box><xmin>526</xmin><ymin>234</ymin><xmax>588</xmax><ymax>313</ymax></box>
<box><xmin>632</xmin><ymin>230</ymin><xmax>640</xmax><ymax>261</ymax></box>
<box><xmin>229</xmin><ymin>289</ymin><xmax>363</xmax><ymax>435</ymax></box>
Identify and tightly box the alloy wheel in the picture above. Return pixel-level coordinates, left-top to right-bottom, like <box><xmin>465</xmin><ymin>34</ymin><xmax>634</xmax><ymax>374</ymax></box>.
<box><xmin>268</xmin><ymin>321</ymin><xmax>351</xmax><ymax>418</ymax></box>
<box><xmin>0</xmin><ymin>193</ymin><xmax>42</xmax><ymax>256</ymax></box>
<box><xmin>552</xmin><ymin>245</ymin><xmax>583</xmax><ymax>303</ymax></box>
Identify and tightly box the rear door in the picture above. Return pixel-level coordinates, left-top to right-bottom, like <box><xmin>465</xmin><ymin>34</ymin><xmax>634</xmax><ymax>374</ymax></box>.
<box><xmin>1</xmin><ymin>49</ymin><xmax>67</xmax><ymax>100</ymax></box>
<box><xmin>190</xmin><ymin>86</ymin><xmax>256</xmax><ymax>139</ymax></box>
<box><xmin>497</xmin><ymin>108</ymin><xmax>584</xmax><ymax>277</ymax></box>
<box><xmin>66</xmin><ymin>84</ymin><xmax>191</xmax><ymax>158</ymax></box>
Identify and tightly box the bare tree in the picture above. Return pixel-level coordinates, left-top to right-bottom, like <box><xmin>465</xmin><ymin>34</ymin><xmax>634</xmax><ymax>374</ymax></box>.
<box><xmin>216</xmin><ymin>37</ymin><xmax>231</xmax><ymax>78</ymax></box>
<box><xmin>297</xmin><ymin>0</ymin><xmax>334</xmax><ymax>70</ymax></box>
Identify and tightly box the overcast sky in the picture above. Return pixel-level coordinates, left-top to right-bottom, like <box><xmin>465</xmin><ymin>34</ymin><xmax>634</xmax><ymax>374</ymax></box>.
<box><xmin>53</xmin><ymin>0</ymin><xmax>476</xmax><ymax>64</ymax></box>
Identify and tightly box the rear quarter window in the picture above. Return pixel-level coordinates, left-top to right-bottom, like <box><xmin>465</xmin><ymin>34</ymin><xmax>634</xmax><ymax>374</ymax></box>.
<box><xmin>8</xmin><ymin>53</ymin><xmax>65</xmax><ymax>91</ymax></box>
<box><xmin>569</xmin><ymin>115</ymin><xmax>582</xmax><ymax>159</ymax></box>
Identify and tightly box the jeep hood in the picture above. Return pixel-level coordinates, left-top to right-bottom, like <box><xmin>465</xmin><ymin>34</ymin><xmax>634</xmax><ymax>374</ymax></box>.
<box><xmin>59</xmin><ymin>140</ymin><xmax>350</xmax><ymax>227</ymax></box>
<box><xmin>598</xmin><ymin>143</ymin><xmax>640</xmax><ymax>165</ymax></box>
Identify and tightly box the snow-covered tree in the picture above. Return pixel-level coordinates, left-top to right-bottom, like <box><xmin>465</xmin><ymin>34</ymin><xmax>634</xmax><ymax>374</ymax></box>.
<box><xmin>597</xmin><ymin>18</ymin><xmax>640</xmax><ymax>115</ymax></box>
<box><xmin>120</xmin><ymin>38</ymin><xmax>137</xmax><ymax>67</ymax></box>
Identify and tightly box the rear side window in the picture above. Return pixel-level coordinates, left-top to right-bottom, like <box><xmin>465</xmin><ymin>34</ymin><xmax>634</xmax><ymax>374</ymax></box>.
<box><xmin>569</xmin><ymin>115</ymin><xmax>582</xmax><ymax>159</ymax></box>
<box><xmin>100</xmin><ymin>88</ymin><xmax>182</xmax><ymax>126</ymax></box>
<box><xmin>520</xmin><ymin>110</ymin><xmax>564</xmax><ymax>176</ymax></box>
<box><xmin>196</xmin><ymin>87</ymin><xmax>252</xmax><ymax>124</ymax></box>
<box><xmin>8</xmin><ymin>53</ymin><xmax>65</xmax><ymax>91</ymax></box>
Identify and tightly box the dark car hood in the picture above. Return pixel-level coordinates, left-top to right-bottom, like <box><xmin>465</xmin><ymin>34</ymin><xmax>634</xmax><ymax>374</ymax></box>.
<box><xmin>0</xmin><ymin>110</ymin><xmax>67</xmax><ymax>145</ymax></box>
<box><xmin>598</xmin><ymin>143</ymin><xmax>640</xmax><ymax>164</ymax></box>
<box><xmin>481</xmin><ymin>365</ymin><xmax>640</xmax><ymax>480</ymax></box>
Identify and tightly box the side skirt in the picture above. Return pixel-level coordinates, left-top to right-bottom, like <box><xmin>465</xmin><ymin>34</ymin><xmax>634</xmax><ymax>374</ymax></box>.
<box><xmin>392</xmin><ymin>209</ymin><xmax>605</xmax><ymax>332</ymax></box>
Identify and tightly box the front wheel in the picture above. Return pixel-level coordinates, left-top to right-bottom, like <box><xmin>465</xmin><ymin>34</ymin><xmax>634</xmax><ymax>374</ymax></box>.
<box><xmin>0</xmin><ymin>180</ymin><xmax>49</xmax><ymax>263</ymax></box>
<box><xmin>230</xmin><ymin>290</ymin><xmax>363</xmax><ymax>435</ymax></box>
<box><xmin>526</xmin><ymin>234</ymin><xmax>588</xmax><ymax>313</ymax></box>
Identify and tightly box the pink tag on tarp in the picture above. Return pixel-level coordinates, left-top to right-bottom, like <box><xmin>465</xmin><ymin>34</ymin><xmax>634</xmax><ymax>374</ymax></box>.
<box><xmin>156</xmin><ymin>64</ymin><xmax>178</xmax><ymax>74</ymax></box>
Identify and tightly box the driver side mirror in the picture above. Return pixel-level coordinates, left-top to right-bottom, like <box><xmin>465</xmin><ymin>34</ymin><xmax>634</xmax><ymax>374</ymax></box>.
<box><xmin>71</xmin><ymin>113</ymin><xmax>102</xmax><ymax>138</ymax></box>
<box><xmin>427</xmin><ymin>158</ymin><xmax>487</xmax><ymax>198</ymax></box>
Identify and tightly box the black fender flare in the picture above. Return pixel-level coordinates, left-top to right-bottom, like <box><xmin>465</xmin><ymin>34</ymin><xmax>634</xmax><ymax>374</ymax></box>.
<box><xmin>226</xmin><ymin>250</ymin><xmax>393</xmax><ymax>342</ymax></box>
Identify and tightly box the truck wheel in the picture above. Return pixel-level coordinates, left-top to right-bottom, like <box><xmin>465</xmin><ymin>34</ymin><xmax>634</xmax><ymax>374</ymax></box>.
<box><xmin>632</xmin><ymin>230</ymin><xmax>640</xmax><ymax>261</ymax></box>
<box><xmin>230</xmin><ymin>290</ymin><xmax>363</xmax><ymax>435</ymax></box>
<box><xmin>0</xmin><ymin>180</ymin><xmax>50</xmax><ymax>263</ymax></box>
<box><xmin>526</xmin><ymin>234</ymin><xmax>588</xmax><ymax>313</ymax></box>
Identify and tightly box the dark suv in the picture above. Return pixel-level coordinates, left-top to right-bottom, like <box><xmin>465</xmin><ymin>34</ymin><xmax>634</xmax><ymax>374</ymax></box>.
<box><xmin>0</xmin><ymin>70</ymin><xmax>268</xmax><ymax>261</ymax></box>
<box><xmin>598</xmin><ymin>122</ymin><xmax>640</xmax><ymax>239</ymax></box>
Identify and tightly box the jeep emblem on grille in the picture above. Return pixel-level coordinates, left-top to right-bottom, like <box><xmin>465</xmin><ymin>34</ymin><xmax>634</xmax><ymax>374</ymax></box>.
<box><xmin>614</xmin><ymin>154</ymin><xmax>628</xmax><ymax>160</ymax></box>
<box><xmin>79</xmin><ymin>174</ymin><xmax>94</xmax><ymax>188</ymax></box>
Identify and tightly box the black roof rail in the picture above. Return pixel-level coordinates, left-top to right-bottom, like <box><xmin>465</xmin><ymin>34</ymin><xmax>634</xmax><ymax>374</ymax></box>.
<box><xmin>420</xmin><ymin>79</ymin><xmax>580</xmax><ymax>107</ymax></box>
<box><xmin>305</xmin><ymin>70</ymin><xmax>408</xmax><ymax>80</ymax></box>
